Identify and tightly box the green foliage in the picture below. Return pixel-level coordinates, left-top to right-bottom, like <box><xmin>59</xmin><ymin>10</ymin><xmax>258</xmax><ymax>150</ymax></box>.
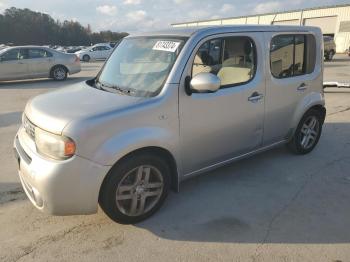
<box><xmin>0</xmin><ymin>7</ymin><xmax>128</xmax><ymax>45</ymax></box>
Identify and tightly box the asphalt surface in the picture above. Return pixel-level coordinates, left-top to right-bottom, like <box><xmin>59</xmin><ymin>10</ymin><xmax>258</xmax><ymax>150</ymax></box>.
<box><xmin>0</xmin><ymin>56</ymin><xmax>350</xmax><ymax>262</ymax></box>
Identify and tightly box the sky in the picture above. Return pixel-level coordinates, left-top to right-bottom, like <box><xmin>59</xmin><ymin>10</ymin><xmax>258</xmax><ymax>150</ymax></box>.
<box><xmin>0</xmin><ymin>0</ymin><xmax>349</xmax><ymax>32</ymax></box>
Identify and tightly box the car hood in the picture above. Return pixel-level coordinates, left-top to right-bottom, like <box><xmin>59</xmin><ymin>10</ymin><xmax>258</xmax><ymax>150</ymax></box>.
<box><xmin>25</xmin><ymin>81</ymin><xmax>144</xmax><ymax>135</ymax></box>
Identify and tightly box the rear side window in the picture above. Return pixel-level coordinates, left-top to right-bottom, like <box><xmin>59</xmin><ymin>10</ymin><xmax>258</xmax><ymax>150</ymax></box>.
<box><xmin>192</xmin><ymin>36</ymin><xmax>256</xmax><ymax>87</ymax></box>
<box><xmin>28</xmin><ymin>49</ymin><xmax>52</xmax><ymax>59</ymax></box>
<box><xmin>270</xmin><ymin>34</ymin><xmax>316</xmax><ymax>78</ymax></box>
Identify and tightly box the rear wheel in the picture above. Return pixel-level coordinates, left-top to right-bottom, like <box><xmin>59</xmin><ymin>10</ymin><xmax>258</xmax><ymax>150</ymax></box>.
<box><xmin>52</xmin><ymin>66</ymin><xmax>67</xmax><ymax>81</ymax></box>
<box><xmin>99</xmin><ymin>153</ymin><xmax>170</xmax><ymax>224</ymax></box>
<box><xmin>288</xmin><ymin>109</ymin><xmax>323</xmax><ymax>154</ymax></box>
<box><xmin>83</xmin><ymin>55</ymin><xmax>90</xmax><ymax>62</ymax></box>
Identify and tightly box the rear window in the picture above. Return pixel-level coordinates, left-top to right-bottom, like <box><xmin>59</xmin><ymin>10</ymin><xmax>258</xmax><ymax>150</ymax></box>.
<box><xmin>270</xmin><ymin>34</ymin><xmax>316</xmax><ymax>78</ymax></box>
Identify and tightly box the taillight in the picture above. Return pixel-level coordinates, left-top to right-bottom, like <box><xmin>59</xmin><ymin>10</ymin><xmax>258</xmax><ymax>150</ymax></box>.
<box><xmin>74</xmin><ymin>55</ymin><xmax>80</xmax><ymax>63</ymax></box>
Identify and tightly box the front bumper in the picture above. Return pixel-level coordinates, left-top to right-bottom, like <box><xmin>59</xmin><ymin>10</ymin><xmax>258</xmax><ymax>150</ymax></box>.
<box><xmin>14</xmin><ymin>127</ymin><xmax>110</xmax><ymax>215</ymax></box>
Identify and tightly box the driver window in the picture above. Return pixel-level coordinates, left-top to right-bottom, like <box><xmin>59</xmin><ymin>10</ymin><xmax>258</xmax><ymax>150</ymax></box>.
<box><xmin>192</xmin><ymin>36</ymin><xmax>256</xmax><ymax>87</ymax></box>
<box><xmin>192</xmin><ymin>39</ymin><xmax>222</xmax><ymax>77</ymax></box>
<box><xmin>1</xmin><ymin>49</ymin><xmax>21</xmax><ymax>61</ymax></box>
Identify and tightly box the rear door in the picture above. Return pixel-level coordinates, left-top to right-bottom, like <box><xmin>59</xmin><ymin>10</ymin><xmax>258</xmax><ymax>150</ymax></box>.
<box><xmin>26</xmin><ymin>48</ymin><xmax>54</xmax><ymax>77</ymax></box>
<box><xmin>0</xmin><ymin>48</ymin><xmax>28</xmax><ymax>80</ymax></box>
<box><xmin>179</xmin><ymin>32</ymin><xmax>266</xmax><ymax>175</ymax></box>
<box><xmin>263</xmin><ymin>32</ymin><xmax>317</xmax><ymax>145</ymax></box>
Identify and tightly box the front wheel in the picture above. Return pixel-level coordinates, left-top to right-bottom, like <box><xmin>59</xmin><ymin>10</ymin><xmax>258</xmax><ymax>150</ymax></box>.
<box><xmin>83</xmin><ymin>55</ymin><xmax>90</xmax><ymax>62</ymax></box>
<box><xmin>99</xmin><ymin>153</ymin><xmax>170</xmax><ymax>224</ymax></box>
<box><xmin>288</xmin><ymin>109</ymin><xmax>323</xmax><ymax>154</ymax></box>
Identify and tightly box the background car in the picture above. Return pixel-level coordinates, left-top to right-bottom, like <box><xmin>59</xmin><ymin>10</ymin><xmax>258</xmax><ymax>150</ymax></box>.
<box><xmin>323</xmin><ymin>36</ymin><xmax>336</xmax><ymax>61</ymax></box>
<box><xmin>109</xmin><ymin>40</ymin><xmax>121</xmax><ymax>48</ymax></box>
<box><xmin>75</xmin><ymin>43</ymin><xmax>113</xmax><ymax>62</ymax></box>
<box><xmin>66</xmin><ymin>46</ymin><xmax>82</xmax><ymax>53</ymax></box>
<box><xmin>0</xmin><ymin>44</ymin><xmax>8</xmax><ymax>50</ymax></box>
<box><xmin>0</xmin><ymin>46</ymin><xmax>81</xmax><ymax>81</ymax></box>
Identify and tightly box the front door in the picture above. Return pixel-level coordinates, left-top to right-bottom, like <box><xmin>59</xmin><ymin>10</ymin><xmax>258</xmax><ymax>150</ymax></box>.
<box><xmin>0</xmin><ymin>48</ymin><xmax>28</xmax><ymax>80</ymax></box>
<box><xmin>101</xmin><ymin>46</ymin><xmax>111</xmax><ymax>59</ymax></box>
<box><xmin>179</xmin><ymin>32</ymin><xmax>266</xmax><ymax>175</ymax></box>
<box><xmin>90</xmin><ymin>47</ymin><xmax>100</xmax><ymax>59</ymax></box>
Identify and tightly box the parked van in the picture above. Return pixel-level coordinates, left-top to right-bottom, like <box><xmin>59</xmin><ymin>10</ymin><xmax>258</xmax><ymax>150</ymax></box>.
<box><xmin>14</xmin><ymin>26</ymin><xmax>325</xmax><ymax>224</ymax></box>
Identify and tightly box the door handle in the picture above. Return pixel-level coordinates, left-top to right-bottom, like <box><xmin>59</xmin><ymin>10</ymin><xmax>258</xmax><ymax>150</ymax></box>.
<box><xmin>297</xmin><ymin>83</ymin><xmax>308</xmax><ymax>91</ymax></box>
<box><xmin>248</xmin><ymin>92</ymin><xmax>264</xmax><ymax>102</ymax></box>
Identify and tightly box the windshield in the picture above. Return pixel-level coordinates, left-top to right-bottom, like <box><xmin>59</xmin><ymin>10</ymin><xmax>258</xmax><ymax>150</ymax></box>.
<box><xmin>96</xmin><ymin>37</ymin><xmax>186</xmax><ymax>97</ymax></box>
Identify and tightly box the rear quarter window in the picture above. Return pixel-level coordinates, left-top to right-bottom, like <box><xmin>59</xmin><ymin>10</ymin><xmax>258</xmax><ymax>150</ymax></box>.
<box><xmin>270</xmin><ymin>34</ymin><xmax>316</xmax><ymax>78</ymax></box>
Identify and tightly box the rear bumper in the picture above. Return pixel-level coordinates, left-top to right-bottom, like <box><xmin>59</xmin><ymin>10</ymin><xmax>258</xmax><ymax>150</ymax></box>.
<box><xmin>14</xmin><ymin>127</ymin><xmax>110</xmax><ymax>215</ymax></box>
<box><xmin>68</xmin><ymin>64</ymin><xmax>81</xmax><ymax>75</ymax></box>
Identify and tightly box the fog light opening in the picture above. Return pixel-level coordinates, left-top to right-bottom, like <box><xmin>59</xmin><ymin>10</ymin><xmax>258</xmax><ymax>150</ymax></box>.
<box><xmin>32</xmin><ymin>187</ymin><xmax>43</xmax><ymax>208</ymax></box>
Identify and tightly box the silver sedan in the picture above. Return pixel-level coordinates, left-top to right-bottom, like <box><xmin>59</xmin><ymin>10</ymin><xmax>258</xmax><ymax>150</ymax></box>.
<box><xmin>0</xmin><ymin>46</ymin><xmax>81</xmax><ymax>81</ymax></box>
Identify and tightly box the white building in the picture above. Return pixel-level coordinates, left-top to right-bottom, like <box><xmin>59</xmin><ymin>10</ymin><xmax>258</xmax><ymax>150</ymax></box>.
<box><xmin>172</xmin><ymin>4</ymin><xmax>350</xmax><ymax>52</ymax></box>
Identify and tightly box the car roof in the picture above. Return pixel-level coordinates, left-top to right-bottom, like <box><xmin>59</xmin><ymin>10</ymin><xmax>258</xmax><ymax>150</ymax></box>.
<box><xmin>129</xmin><ymin>25</ymin><xmax>321</xmax><ymax>38</ymax></box>
<box><xmin>5</xmin><ymin>45</ymin><xmax>50</xmax><ymax>48</ymax></box>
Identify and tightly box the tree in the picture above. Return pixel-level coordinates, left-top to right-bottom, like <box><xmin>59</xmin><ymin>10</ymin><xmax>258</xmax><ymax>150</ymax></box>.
<box><xmin>0</xmin><ymin>7</ymin><xmax>128</xmax><ymax>46</ymax></box>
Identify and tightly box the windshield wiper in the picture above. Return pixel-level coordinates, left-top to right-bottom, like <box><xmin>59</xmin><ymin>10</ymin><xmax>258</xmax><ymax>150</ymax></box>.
<box><xmin>95</xmin><ymin>80</ymin><xmax>131</xmax><ymax>95</ymax></box>
<box><xmin>95</xmin><ymin>79</ymin><xmax>154</xmax><ymax>97</ymax></box>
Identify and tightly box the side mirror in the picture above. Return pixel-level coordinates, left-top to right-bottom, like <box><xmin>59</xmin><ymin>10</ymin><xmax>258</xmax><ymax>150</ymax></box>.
<box><xmin>188</xmin><ymin>72</ymin><xmax>221</xmax><ymax>94</ymax></box>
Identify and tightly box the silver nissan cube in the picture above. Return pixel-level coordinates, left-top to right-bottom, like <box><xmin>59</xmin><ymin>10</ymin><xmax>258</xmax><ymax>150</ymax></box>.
<box><xmin>14</xmin><ymin>25</ymin><xmax>326</xmax><ymax>224</ymax></box>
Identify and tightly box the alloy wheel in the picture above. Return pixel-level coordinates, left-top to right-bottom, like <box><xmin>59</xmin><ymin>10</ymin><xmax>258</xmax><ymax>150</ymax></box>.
<box><xmin>300</xmin><ymin>115</ymin><xmax>320</xmax><ymax>150</ymax></box>
<box><xmin>116</xmin><ymin>165</ymin><xmax>164</xmax><ymax>217</ymax></box>
<box><xmin>54</xmin><ymin>67</ymin><xmax>66</xmax><ymax>80</ymax></box>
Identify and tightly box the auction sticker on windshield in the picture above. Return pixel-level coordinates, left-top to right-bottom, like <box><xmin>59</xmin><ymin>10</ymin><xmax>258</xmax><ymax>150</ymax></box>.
<box><xmin>153</xmin><ymin>41</ymin><xmax>180</xmax><ymax>52</ymax></box>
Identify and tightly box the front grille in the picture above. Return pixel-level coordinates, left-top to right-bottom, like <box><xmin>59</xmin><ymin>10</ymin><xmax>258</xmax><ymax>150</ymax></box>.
<box><xmin>23</xmin><ymin>115</ymin><xmax>36</xmax><ymax>140</ymax></box>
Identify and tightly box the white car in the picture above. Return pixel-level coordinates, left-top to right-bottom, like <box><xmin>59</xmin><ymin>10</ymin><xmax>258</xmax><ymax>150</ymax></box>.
<box><xmin>75</xmin><ymin>44</ymin><xmax>113</xmax><ymax>62</ymax></box>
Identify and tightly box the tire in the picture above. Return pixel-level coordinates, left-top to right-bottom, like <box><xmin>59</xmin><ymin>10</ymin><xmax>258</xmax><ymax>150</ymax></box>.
<box><xmin>83</xmin><ymin>55</ymin><xmax>90</xmax><ymax>62</ymax></box>
<box><xmin>99</xmin><ymin>153</ymin><xmax>171</xmax><ymax>224</ymax></box>
<box><xmin>51</xmin><ymin>65</ymin><xmax>67</xmax><ymax>81</ymax></box>
<box><xmin>288</xmin><ymin>109</ymin><xmax>323</xmax><ymax>155</ymax></box>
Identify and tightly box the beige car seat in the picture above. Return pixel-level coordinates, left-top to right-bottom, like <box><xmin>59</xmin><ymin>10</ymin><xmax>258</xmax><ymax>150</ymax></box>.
<box><xmin>192</xmin><ymin>54</ymin><xmax>212</xmax><ymax>76</ymax></box>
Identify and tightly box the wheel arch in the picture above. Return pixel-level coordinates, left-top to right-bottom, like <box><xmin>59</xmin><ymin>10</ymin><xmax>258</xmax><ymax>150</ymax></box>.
<box><xmin>289</xmin><ymin>93</ymin><xmax>326</xmax><ymax>139</ymax></box>
<box><xmin>99</xmin><ymin>146</ymin><xmax>180</xmax><ymax>198</ymax></box>
<box><xmin>308</xmin><ymin>104</ymin><xmax>326</xmax><ymax>123</ymax></box>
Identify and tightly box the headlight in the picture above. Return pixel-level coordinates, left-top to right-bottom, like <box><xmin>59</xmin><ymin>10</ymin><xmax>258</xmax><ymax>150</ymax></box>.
<box><xmin>35</xmin><ymin>128</ymin><xmax>76</xmax><ymax>160</ymax></box>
